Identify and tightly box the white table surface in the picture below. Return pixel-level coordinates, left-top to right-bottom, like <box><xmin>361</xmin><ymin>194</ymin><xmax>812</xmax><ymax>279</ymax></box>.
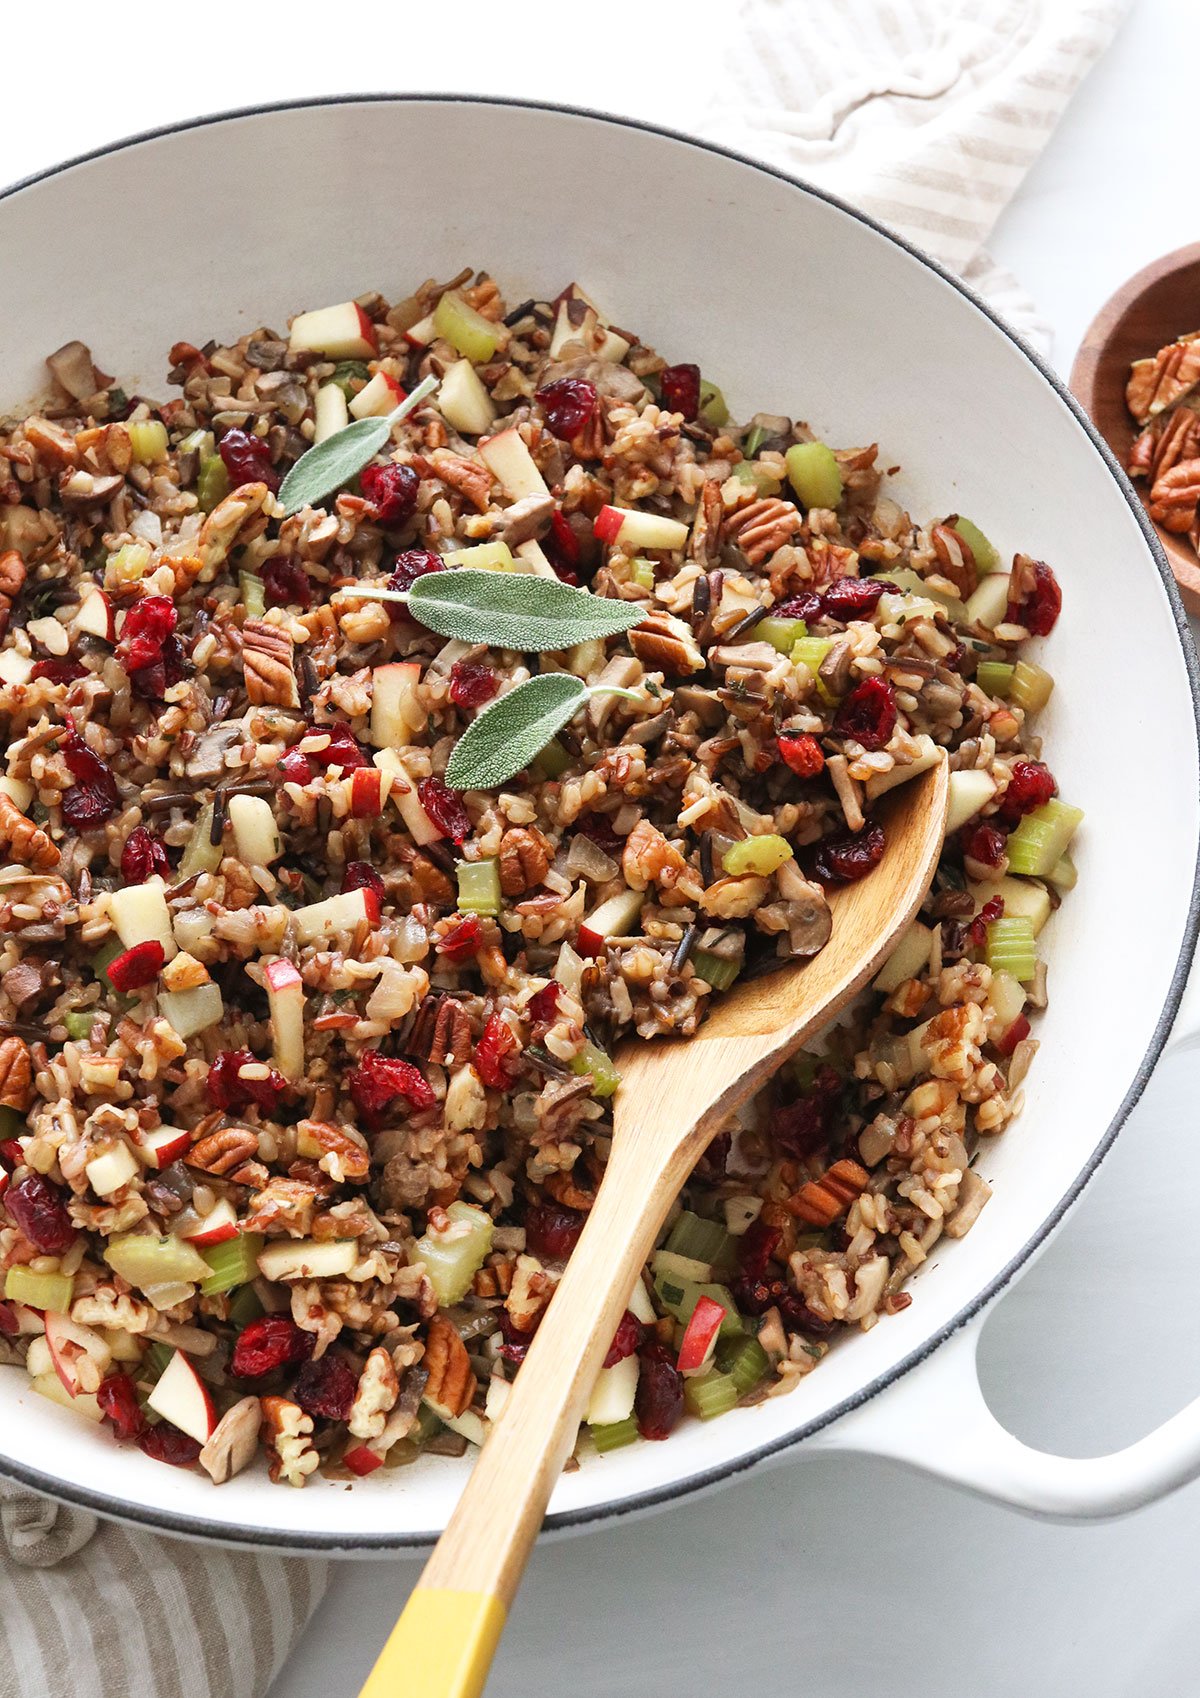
<box><xmin>4</xmin><ymin>2</ymin><xmax>1199</xmax><ymax>1692</ymax></box>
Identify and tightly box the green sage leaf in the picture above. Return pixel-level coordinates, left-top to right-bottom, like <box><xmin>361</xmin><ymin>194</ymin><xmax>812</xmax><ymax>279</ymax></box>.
<box><xmin>446</xmin><ymin>673</ymin><xmax>590</xmax><ymax>789</ymax></box>
<box><xmin>278</xmin><ymin>375</ymin><xmax>438</xmax><ymax>516</ymax></box>
<box><xmin>406</xmin><ymin>568</ymin><xmax>645</xmax><ymax>651</ymax></box>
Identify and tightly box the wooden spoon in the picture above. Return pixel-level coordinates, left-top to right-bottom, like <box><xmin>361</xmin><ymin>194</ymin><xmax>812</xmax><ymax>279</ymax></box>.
<box><xmin>358</xmin><ymin>756</ymin><xmax>948</xmax><ymax>1698</ymax></box>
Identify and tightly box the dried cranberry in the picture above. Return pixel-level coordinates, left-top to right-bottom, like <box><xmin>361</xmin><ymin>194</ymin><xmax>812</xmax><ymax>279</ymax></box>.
<box><xmin>731</xmin><ymin>1275</ymin><xmax>787</xmax><ymax>1317</ymax></box>
<box><xmin>961</xmin><ymin>822</ymin><xmax>1006</xmax><ymax>868</ymax></box>
<box><xmin>1006</xmin><ymin>559</ymin><xmax>1061</xmax><ymax>636</ymax></box>
<box><xmin>360</xmin><ymin>461</ymin><xmax>420</xmax><ymax>527</ymax></box>
<box><xmin>659</xmin><ymin>363</ymin><xmax>701</xmax><ymax>422</ymax></box>
<box><xmin>31</xmin><ymin>659</ymin><xmax>86</xmax><ymax>684</ymax></box>
<box><xmin>418</xmin><ymin>776</ymin><xmax>471</xmax><ymax>844</ymax></box>
<box><xmin>310</xmin><ymin>723</ymin><xmax>369</xmax><ymax>772</ymax></box>
<box><xmin>106</xmin><ymin>940</ymin><xmax>165</xmax><ymax>993</ymax></box>
<box><xmin>779</xmin><ymin>1297</ymin><xmax>835</xmax><ymax>1339</ymax></box>
<box><xmin>809</xmin><ymin>820</ymin><xmax>886</xmax><ymax>884</ymax></box>
<box><xmin>137</xmin><ymin>1424</ymin><xmax>202</xmax><ymax>1467</ymax></box>
<box><xmin>820</xmin><ymin>578</ymin><xmax>891</xmax><ymax>620</ymax></box>
<box><xmin>342</xmin><ymin>861</ymin><xmax>385</xmax><ymax>905</ymax></box>
<box><xmin>603</xmin><ymin>1309</ymin><xmax>646</xmax><ymax>1369</ymax></box>
<box><xmin>347</xmin><ymin>1049</ymin><xmax>436</xmax><ymax>1120</ymax></box>
<box><xmin>449</xmin><ymin>662</ymin><xmax>498</xmax><ymax>709</ymax></box>
<box><xmin>526</xmin><ymin>982</ymin><xmax>561</xmax><ymax>1025</ymax></box>
<box><xmin>774</xmin><ymin>591</ymin><xmax>823</xmax><ymax>623</ymax></box>
<box><xmin>115</xmin><ymin>594</ymin><xmax>178</xmax><ymax>685</ymax></box>
<box><xmin>832</xmin><ymin>676</ymin><xmax>897</xmax><ymax>751</ymax></box>
<box><xmin>0</xmin><ymin>1140</ymin><xmax>22</xmax><ymax>1171</ymax></box>
<box><xmin>772</xmin><ymin>1065</ymin><xmax>842</xmax><ymax>1159</ymax></box>
<box><xmin>635</xmin><ymin>1341</ymin><xmax>685</xmax><ymax>1440</ymax></box>
<box><xmin>0</xmin><ymin>1302</ymin><xmax>17</xmax><ymax>1337</ymax></box>
<box><xmin>206</xmin><ymin>1049</ymin><xmax>287</xmax><ymax>1115</ymax></box>
<box><xmin>497</xmin><ymin>1308</ymin><xmax>539</xmax><ymax>1365</ymax></box>
<box><xmin>998</xmin><ymin>760</ymin><xmax>1056</xmax><ymax>824</ymax></box>
<box><xmin>388</xmin><ymin>549</ymin><xmax>444</xmax><ymax>594</ymax></box>
<box><xmin>292</xmin><ymin>1352</ymin><xmax>358</xmax><ymax>1422</ymax></box>
<box><xmin>128</xmin><ymin>629</ymin><xmax>189</xmax><ymax>702</ymax></box>
<box><xmin>218</xmin><ymin>427</ymin><xmax>279</xmax><ymax>493</ymax></box>
<box><xmin>737</xmin><ymin>1216</ymin><xmax>783</xmax><ymax>1282</ymax></box>
<box><xmin>968</xmin><ymin>894</ymin><xmax>1005</xmax><ymax>952</ymax></box>
<box><xmin>5</xmin><ymin>1174</ymin><xmax>76</xmax><ymax>1255</ymax></box>
<box><xmin>996</xmin><ymin>1013</ymin><xmax>1031</xmax><ymax>1056</ymax></box>
<box><xmin>262</xmin><ymin>559</ymin><xmax>313</xmax><ymax>610</ymax></box>
<box><xmin>544</xmin><ymin>510</ymin><xmax>583</xmax><ymax>585</ymax></box>
<box><xmin>473</xmin><ymin>1012</ymin><xmax>518</xmax><ymax>1089</ymax></box>
<box><xmin>525</xmin><ymin>1204</ymin><xmax>585</xmax><ymax>1260</ymax></box>
<box><xmin>437</xmin><ymin>915</ymin><xmax>484</xmax><ymax>962</ymax></box>
<box><xmin>535</xmin><ymin>378</ymin><xmax>597</xmax><ymax>441</ymax></box>
<box><xmin>777</xmin><ymin>730</ymin><xmax>825</xmax><ymax>779</ymax></box>
<box><xmin>61</xmin><ymin>732</ymin><xmax>119</xmax><ymax>830</ymax></box>
<box><xmin>120</xmin><ymin>825</ymin><xmax>170</xmax><ymax>884</ymax></box>
<box><xmin>97</xmin><ymin>1372</ymin><xmax>145</xmax><ymax>1442</ymax></box>
<box><xmin>279</xmin><ymin>747</ymin><xmax>315</xmax><ymax>785</ymax></box>
<box><xmin>231</xmin><ymin>1316</ymin><xmax>314</xmax><ymax>1378</ymax></box>
<box><xmin>575</xmin><ymin>814</ymin><xmax>622</xmax><ymax>855</ymax></box>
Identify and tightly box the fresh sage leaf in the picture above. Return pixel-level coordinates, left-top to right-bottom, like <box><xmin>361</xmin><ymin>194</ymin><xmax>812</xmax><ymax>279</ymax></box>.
<box><xmin>407</xmin><ymin>569</ymin><xmax>645</xmax><ymax>650</ymax></box>
<box><xmin>278</xmin><ymin>374</ymin><xmax>438</xmax><ymax>516</ymax></box>
<box><xmin>445</xmin><ymin>674</ymin><xmax>641</xmax><ymax>790</ymax></box>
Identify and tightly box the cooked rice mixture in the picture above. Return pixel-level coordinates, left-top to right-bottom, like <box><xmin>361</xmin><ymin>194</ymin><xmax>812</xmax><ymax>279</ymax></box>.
<box><xmin>0</xmin><ymin>271</ymin><xmax>1075</xmax><ymax>1483</ymax></box>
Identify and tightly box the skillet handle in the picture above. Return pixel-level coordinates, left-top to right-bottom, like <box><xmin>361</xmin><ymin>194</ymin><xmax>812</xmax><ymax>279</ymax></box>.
<box><xmin>808</xmin><ymin>985</ymin><xmax>1200</xmax><ymax>1521</ymax></box>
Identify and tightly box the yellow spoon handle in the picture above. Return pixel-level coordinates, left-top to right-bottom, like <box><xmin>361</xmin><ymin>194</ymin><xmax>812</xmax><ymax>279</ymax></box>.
<box><xmin>358</xmin><ymin>1588</ymin><xmax>506</xmax><ymax>1698</ymax></box>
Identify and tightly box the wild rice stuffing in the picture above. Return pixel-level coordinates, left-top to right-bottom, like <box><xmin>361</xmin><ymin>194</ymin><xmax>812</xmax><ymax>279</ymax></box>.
<box><xmin>0</xmin><ymin>271</ymin><xmax>1075</xmax><ymax>1480</ymax></box>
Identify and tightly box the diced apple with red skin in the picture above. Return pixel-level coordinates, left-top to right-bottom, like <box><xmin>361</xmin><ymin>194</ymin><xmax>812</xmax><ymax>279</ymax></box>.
<box><xmin>263</xmin><ymin>957</ymin><xmax>305</xmax><ymax>1081</ymax></box>
<box><xmin>133</xmin><ymin>1125</ymin><xmax>191</xmax><ymax>1169</ymax></box>
<box><xmin>147</xmin><ymin>1350</ymin><xmax>216</xmax><ymax>1445</ymax></box>
<box><xmin>478</xmin><ymin>429</ymin><xmax>549</xmax><ymax>500</ymax></box>
<box><xmin>76</xmin><ymin>589</ymin><xmax>115</xmax><ymax>642</ymax></box>
<box><xmin>578</xmin><ymin>888</ymin><xmax>645</xmax><ymax>958</ymax></box>
<box><xmin>344</xmin><ymin>1444</ymin><xmax>385</xmax><ymax>1477</ymax></box>
<box><xmin>44</xmin><ymin>1313</ymin><xmax>112</xmax><ymax>1399</ymax></box>
<box><xmin>313</xmin><ymin>382</ymin><xmax>349</xmax><ymax>443</ymax></box>
<box><xmin>183</xmin><ymin>1197</ymin><xmax>239</xmax><ymax>1248</ymax></box>
<box><xmin>373</xmin><ymin>750</ymin><xmax>445</xmax><ymax>845</ymax></box>
<box><xmin>594</xmin><ymin>505</ymin><xmax>689</xmax><ymax>551</ymax></box>
<box><xmin>289</xmin><ymin>301</ymin><xmax>377</xmax><ymax>360</ymax></box>
<box><xmin>31</xmin><ymin>1375</ymin><xmax>104</xmax><ymax>1422</ymax></box>
<box><xmin>291</xmin><ymin>887</ymin><xmax>379</xmax><ymax>947</ymax></box>
<box><xmin>676</xmin><ymin>1294</ymin><xmax>726</xmax><ymax>1374</ymax></box>
<box><xmin>85</xmin><ymin>1141</ymin><xmax>139</xmax><ymax>1198</ymax></box>
<box><xmin>350</xmin><ymin>767</ymin><xmax>387</xmax><ymax>818</ymax></box>
<box><xmin>348</xmin><ymin>371</ymin><xmax>407</xmax><ymax>420</ymax></box>
<box><xmin>370</xmin><ymin>661</ymin><xmax>423</xmax><ymax>750</ymax></box>
<box><xmin>402</xmin><ymin>311</ymin><xmax>437</xmax><ymax>349</ymax></box>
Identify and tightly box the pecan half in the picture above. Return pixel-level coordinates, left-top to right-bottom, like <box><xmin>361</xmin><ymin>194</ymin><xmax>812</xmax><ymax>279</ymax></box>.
<box><xmin>1151</xmin><ymin>406</ymin><xmax>1200</xmax><ymax>481</ymax></box>
<box><xmin>1127</xmin><ymin>338</ymin><xmax>1200</xmax><ymax>425</ymax></box>
<box><xmin>498</xmin><ymin>825</ymin><xmax>552</xmax><ymax>896</ymax></box>
<box><xmin>787</xmin><ymin>1158</ymin><xmax>870</xmax><ymax>1226</ymax></box>
<box><xmin>186</xmin><ymin>1125</ymin><xmax>260</xmax><ymax>1175</ymax></box>
<box><xmin>629</xmin><ymin>611</ymin><xmax>704</xmax><ymax>676</ymax></box>
<box><xmin>723</xmin><ymin>497</ymin><xmax>804</xmax><ymax>564</ymax></box>
<box><xmin>429</xmin><ymin>450</ymin><xmax>493</xmax><ymax>512</ymax></box>
<box><xmin>1150</xmin><ymin>458</ymin><xmax>1200</xmax><ymax>532</ymax></box>
<box><xmin>0</xmin><ymin>1036</ymin><xmax>33</xmax><ymax>1112</ymax></box>
<box><xmin>688</xmin><ymin>479</ymin><xmax>724</xmax><ymax>566</ymax></box>
<box><xmin>0</xmin><ymin>549</ymin><xmax>27</xmax><ymax>601</ymax></box>
<box><xmin>242</xmin><ymin>619</ymin><xmax>299</xmax><ymax>707</ymax></box>
<box><xmin>0</xmin><ymin>792</ymin><xmax>59</xmax><ymax>869</ymax></box>
<box><xmin>1127</xmin><ymin>425</ymin><xmax>1156</xmax><ymax>480</ymax></box>
<box><xmin>296</xmin><ymin>1118</ymin><xmax>370</xmax><ymax>1182</ymax></box>
<box><xmin>422</xmin><ymin>1314</ymin><xmax>475</xmax><ymax>1418</ymax></box>
<box><xmin>425</xmin><ymin>998</ymin><xmax>472</xmax><ymax>1069</ymax></box>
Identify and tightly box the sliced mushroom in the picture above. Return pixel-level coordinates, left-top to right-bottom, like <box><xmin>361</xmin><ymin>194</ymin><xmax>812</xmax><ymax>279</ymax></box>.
<box><xmin>246</xmin><ymin>337</ymin><xmax>290</xmax><ymax>372</ymax></box>
<box><xmin>586</xmin><ymin>654</ymin><xmax>642</xmax><ymax>734</ymax></box>
<box><xmin>254</xmin><ymin>370</ymin><xmax>308</xmax><ymax>424</ymax></box>
<box><xmin>493</xmin><ymin>493</ymin><xmax>554</xmax><ymax>547</ymax></box>
<box><xmin>45</xmin><ymin>340</ymin><xmax>99</xmax><ymax>402</ymax></box>
<box><xmin>199</xmin><ymin>1396</ymin><xmax>263</xmax><ymax>1484</ymax></box>
<box><xmin>58</xmin><ymin>470</ymin><xmax>124</xmax><ymax>508</ymax></box>
<box><xmin>817</xmin><ymin>640</ymin><xmax>855</xmax><ymax>697</ymax></box>
<box><xmin>185</xmin><ymin>720</ymin><xmax>246</xmax><ymax>783</ymax></box>
<box><xmin>777</xmin><ymin>861</ymin><xmax>832</xmax><ymax>957</ymax></box>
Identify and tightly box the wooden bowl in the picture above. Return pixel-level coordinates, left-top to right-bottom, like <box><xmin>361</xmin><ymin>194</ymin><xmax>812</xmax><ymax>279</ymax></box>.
<box><xmin>1070</xmin><ymin>242</ymin><xmax>1200</xmax><ymax>614</ymax></box>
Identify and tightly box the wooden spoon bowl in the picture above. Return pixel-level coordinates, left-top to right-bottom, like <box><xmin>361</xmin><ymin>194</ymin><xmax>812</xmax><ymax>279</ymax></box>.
<box><xmin>1070</xmin><ymin>242</ymin><xmax>1200</xmax><ymax>614</ymax></box>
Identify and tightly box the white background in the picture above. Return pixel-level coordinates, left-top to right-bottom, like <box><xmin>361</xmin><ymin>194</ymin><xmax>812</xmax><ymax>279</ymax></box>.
<box><xmin>5</xmin><ymin>2</ymin><xmax>1200</xmax><ymax>1693</ymax></box>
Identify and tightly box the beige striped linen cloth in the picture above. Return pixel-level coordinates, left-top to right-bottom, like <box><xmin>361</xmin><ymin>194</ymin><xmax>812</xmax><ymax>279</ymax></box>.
<box><xmin>0</xmin><ymin>5</ymin><xmax>1126</xmax><ymax>1695</ymax></box>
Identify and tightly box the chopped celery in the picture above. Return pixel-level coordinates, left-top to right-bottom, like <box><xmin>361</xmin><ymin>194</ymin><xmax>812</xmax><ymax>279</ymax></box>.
<box><xmin>179</xmin><ymin>803</ymin><xmax>224</xmax><ymax>878</ymax></box>
<box><xmin>976</xmin><ymin>660</ymin><xmax>1014</xmax><ymax>699</ymax></box>
<box><xmin>683</xmin><ymin>1369</ymin><xmax>740</xmax><ymax>1421</ymax></box>
<box><xmin>721</xmin><ymin>834</ymin><xmax>793</xmax><ymax>877</ymax></box>
<box><xmin>665</xmin><ymin>1211</ymin><xmax>733</xmax><ymax>1270</ymax></box>
<box><xmin>1005</xmin><ymin>799</ymin><xmax>1083</xmax><ymax>878</ymax></box>
<box><xmin>4</xmin><ymin>1267</ymin><xmax>73</xmax><ymax>1312</ymax></box>
<box><xmin>330</xmin><ymin>359</ymin><xmax>371</xmax><ymax>398</ymax></box>
<box><xmin>456</xmin><ymin>859</ymin><xmax>501</xmax><ymax>917</ymax></box>
<box><xmin>104</xmin><ymin>1232</ymin><xmax>209</xmax><ymax>1291</ymax></box>
<box><xmin>106</xmin><ymin>543</ymin><xmax>151</xmax><ymax>586</ymax></box>
<box><xmin>652</xmin><ymin>1249</ymin><xmax>713</xmax><ymax>1283</ymax></box>
<box><xmin>985</xmin><ymin>916</ymin><xmax>1037</xmax><ymax>983</ymax></box>
<box><xmin>533</xmin><ymin>738</ymin><xmax>570</xmax><ymax>779</ymax></box>
<box><xmin>177</xmin><ymin>428</ymin><xmax>213</xmax><ymax>459</ymax></box>
<box><xmin>791</xmin><ymin>636</ymin><xmax>836</xmax><ymax>701</ymax></box>
<box><xmin>652</xmin><ymin>1274</ymin><xmax>744</xmax><ymax>1338</ymax></box>
<box><xmin>63</xmin><ymin>1011</ymin><xmax>97</xmax><ymax>1042</ymax></box>
<box><xmin>743</xmin><ymin>424</ymin><xmax>768</xmax><ymax>459</ymax></box>
<box><xmin>590</xmin><ymin>1413</ymin><xmax>639</xmax><ymax>1453</ymax></box>
<box><xmin>785</xmin><ymin>441</ymin><xmax>842</xmax><ymax>510</ymax></box>
<box><xmin>200</xmin><ymin>1233</ymin><xmax>266</xmax><ymax>1296</ymax></box>
<box><xmin>631</xmin><ymin>558</ymin><xmax>656</xmax><ymax>592</ymax></box>
<box><xmin>414</xmin><ymin>1201</ymin><xmax>494</xmax><ymax>1307</ymax></box>
<box><xmin>733</xmin><ymin>461</ymin><xmax>783</xmax><ymax>496</ymax></box>
<box><xmin>949</xmin><ymin>516</ymin><xmax>1000</xmax><ymax>574</ymax></box>
<box><xmin>1048</xmin><ymin>851</ymin><xmax>1077</xmax><ymax>891</ymax></box>
<box><xmin>228</xmin><ymin>1284</ymin><xmax>265</xmax><ymax>1327</ymax></box>
<box><xmin>197</xmin><ymin>454</ymin><xmax>231</xmax><ymax>512</ymax></box>
<box><xmin>758</xmin><ymin>616</ymin><xmax>807</xmax><ymax>655</ymax></box>
<box><xmin>239</xmin><ymin>570</ymin><xmax>266</xmax><ymax>620</ymax></box>
<box><xmin>690</xmin><ymin>949</ymin><xmax>740</xmax><ymax>992</ymax></box>
<box><xmin>91</xmin><ymin>937</ymin><xmax>135</xmax><ymax>1009</ymax></box>
<box><xmin>144</xmin><ymin>1341</ymin><xmax>175</xmax><ymax>1383</ymax></box>
<box><xmin>1009</xmin><ymin>660</ymin><xmax>1055</xmax><ymax>715</ymax></box>
<box><xmin>698</xmin><ymin>380</ymin><xmax>729</xmax><ymax>428</ymax></box>
<box><xmin>433</xmin><ymin>293</ymin><xmax>501</xmax><ymax>363</ymax></box>
<box><xmin>128</xmin><ymin>420</ymin><xmax>169</xmax><ymax>465</ymax></box>
<box><xmin>439</xmin><ymin>540</ymin><xmax>515</xmax><ymax>572</ymax></box>
<box><xmin>570</xmin><ymin>1040</ymin><xmax>621</xmax><ymax>1098</ymax></box>
<box><xmin>716</xmin><ymin>1333</ymin><xmax>770</xmax><ymax>1396</ymax></box>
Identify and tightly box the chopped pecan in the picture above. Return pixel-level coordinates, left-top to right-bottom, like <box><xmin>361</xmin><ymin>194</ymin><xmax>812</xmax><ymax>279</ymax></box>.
<box><xmin>24</xmin><ymin>416</ymin><xmax>80</xmax><ymax>471</ymax></box>
<box><xmin>422</xmin><ymin>1314</ymin><xmax>476</xmax><ymax>1418</ymax></box>
<box><xmin>688</xmin><ymin>479</ymin><xmax>724</xmax><ymax>566</ymax></box>
<box><xmin>1151</xmin><ymin>406</ymin><xmax>1200</xmax><ymax>481</ymax></box>
<box><xmin>348</xmin><ymin>1346</ymin><xmax>400</xmax><ymax>1440</ymax></box>
<box><xmin>505</xmin><ymin>1253</ymin><xmax>558</xmax><ymax>1331</ymax></box>
<box><xmin>297</xmin><ymin>1118</ymin><xmax>370</xmax><ymax>1182</ymax></box>
<box><xmin>1127</xmin><ymin>426</ymin><xmax>1156</xmax><ymax>480</ymax></box>
<box><xmin>472</xmin><ymin>1259</ymin><xmax>515</xmax><ymax>1297</ymax></box>
<box><xmin>498</xmin><ymin>825</ymin><xmax>552</xmax><ymax>896</ymax></box>
<box><xmin>723</xmin><ymin>496</ymin><xmax>804</xmax><ymax>564</ymax></box>
<box><xmin>931</xmin><ymin>523</ymin><xmax>978</xmax><ymax>597</ymax></box>
<box><xmin>260</xmin><ymin>1394</ymin><xmax>318</xmax><ymax>1487</ymax></box>
<box><xmin>186</xmin><ymin>1125</ymin><xmax>260</xmax><ymax>1175</ymax></box>
<box><xmin>429</xmin><ymin>450</ymin><xmax>493</xmax><ymax>512</ymax></box>
<box><xmin>0</xmin><ymin>792</ymin><xmax>59</xmax><ymax>869</ymax></box>
<box><xmin>0</xmin><ymin>1036</ymin><xmax>33</xmax><ymax>1112</ymax></box>
<box><xmin>425</xmin><ymin>998</ymin><xmax>472</xmax><ymax>1069</ymax></box>
<box><xmin>1150</xmin><ymin>458</ymin><xmax>1200</xmax><ymax>532</ymax></box>
<box><xmin>199</xmin><ymin>1396</ymin><xmax>262</xmax><ymax>1484</ymax></box>
<box><xmin>622</xmin><ymin>816</ymin><xmax>695</xmax><ymax>897</ymax></box>
<box><xmin>629</xmin><ymin>611</ymin><xmax>704</xmax><ymax>676</ymax></box>
<box><xmin>0</xmin><ymin>549</ymin><xmax>27</xmax><ymax>601</ymax></box>
<box><xmin>544</xmin><ymin>1165</ymin><xmax>596</xmax><ymax>1212</ymax></box>
<box><xmin>788</xmin><ymin>1158</ymin><xmax>870</xmax><ymax>1226</ymax></box>
<box><xmin>242</xmin><ymin>619</ymin><xmax>299</xmax><ymax>707</ymax></box>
